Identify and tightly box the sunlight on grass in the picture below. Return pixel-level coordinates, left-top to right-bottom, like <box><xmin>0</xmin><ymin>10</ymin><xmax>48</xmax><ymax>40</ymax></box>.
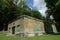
<box><xmin>0</xmin><ymin>32</ymin><xmax>60</xmax><ymax>40</ymax></box>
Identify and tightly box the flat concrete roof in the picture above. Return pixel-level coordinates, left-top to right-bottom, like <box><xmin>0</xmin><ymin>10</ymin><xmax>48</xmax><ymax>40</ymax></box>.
<box><xmin>8</xmin><ymin>15</ymin><xmax>43</xmax><ymax>24</ymax></box>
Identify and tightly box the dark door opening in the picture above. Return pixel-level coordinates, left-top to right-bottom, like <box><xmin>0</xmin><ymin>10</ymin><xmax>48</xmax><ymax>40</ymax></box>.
<box><xmin>12</xmin><ymin>26</ymin><xmax>15</xmax><ymax>34</ymax></box>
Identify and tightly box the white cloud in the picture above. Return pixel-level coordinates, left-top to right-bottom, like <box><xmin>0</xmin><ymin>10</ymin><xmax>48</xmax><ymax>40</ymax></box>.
<box><xmin>33</xmin><ymin>0</ymin><xmax>46</xmax><ymax>9</ymax></box>
<box><xmin>29</xmin><ymin>7</ymin><xmax>33</xmax><ymax>10</ymax></box>
<box><xmin>39</xmin><ymin>7</ymin><xmax>47</xmax><ymax>16</ymax></box>
<box><xmin>39</xmin><ymin>9</ymin><xmax>46</xmax><ymax>17</ymax></box>
<box><xmin>50</xmin><ymin>15</ymin><xmax>54</xmax><ymax>19</ymax></box>
<box><xmin>33</xmin><ymin>0</ymin><xmax>47</xmax><ymax>16</ymax></box>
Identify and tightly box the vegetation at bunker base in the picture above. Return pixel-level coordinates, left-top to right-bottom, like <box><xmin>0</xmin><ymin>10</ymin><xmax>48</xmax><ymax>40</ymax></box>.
<box><xmin>0</xmin><ymin>32</ymin><xmax>20</xmax><ymax>40</ymax></box>
<box><xmin>0</xmin><ymin>32</ymin><xmax>60</xmax><ymax>40</ymax></box>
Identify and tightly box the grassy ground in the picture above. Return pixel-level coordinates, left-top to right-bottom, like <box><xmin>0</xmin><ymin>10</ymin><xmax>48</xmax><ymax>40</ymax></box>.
<box><xmin>0</xmin><ymin>32</ymin><xmax>60</xmax><ymax>40</ymax></box>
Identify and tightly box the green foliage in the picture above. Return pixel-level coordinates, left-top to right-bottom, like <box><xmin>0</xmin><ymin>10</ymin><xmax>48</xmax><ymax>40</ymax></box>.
<box><xmin>45</xmin><ymin>0</ymin><xmax>60</xmax><ymax>32</ymax></box>
<box><xmin>45</xmin><ymin>0</ymin><xmax>60</xmax><ymax>20</ymax></box>
<box><xmin>0</xmin><ymin>0</ymin><xmax>44</xmax><ymax>31</ymax></box>
<box><xmin>0</xmin><ymin>0</ymin><xmax>21</xmax><ymax>31</ymax></box>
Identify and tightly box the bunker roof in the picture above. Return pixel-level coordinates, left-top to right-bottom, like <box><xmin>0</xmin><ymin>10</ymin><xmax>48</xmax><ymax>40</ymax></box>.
<box><xmin>8</xmin><ymin>15</ymin><xmax>43</xmax><ymax>24</ymax></box>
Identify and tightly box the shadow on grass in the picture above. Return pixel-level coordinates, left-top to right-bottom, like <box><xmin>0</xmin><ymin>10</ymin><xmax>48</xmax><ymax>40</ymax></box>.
<box><xmin>49</xmin><ymin>33</ymin><xmax>60</xmax><ymax>35</ymax></box>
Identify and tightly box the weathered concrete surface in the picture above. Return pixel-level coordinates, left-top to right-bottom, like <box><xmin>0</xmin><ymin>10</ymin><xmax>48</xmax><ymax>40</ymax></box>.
<box><xmin>8</xmin><ymin>15</ymin><xmax>45</xmax><ymax>36</ymax></box>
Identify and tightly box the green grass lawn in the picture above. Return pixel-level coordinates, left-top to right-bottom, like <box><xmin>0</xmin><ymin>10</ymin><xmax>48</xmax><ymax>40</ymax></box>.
<box><xmin>0</xmin><ymin>32</ymin><xmax>60</xmax><ymax>40</ymax></box>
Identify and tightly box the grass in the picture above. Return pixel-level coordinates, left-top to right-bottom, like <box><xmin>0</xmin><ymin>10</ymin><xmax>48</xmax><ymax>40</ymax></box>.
<box><xmin>0</xmin><ymin>32</ymin><xmax>20</xmax><ymax>40</ymax></box>
<box><xmin>0</xmin><ymin>32</ymin><xmax>60</xmax><ymax>40</ymax></box>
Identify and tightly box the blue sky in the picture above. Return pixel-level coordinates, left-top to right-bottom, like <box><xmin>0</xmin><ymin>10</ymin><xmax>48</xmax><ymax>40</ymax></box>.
<box><xmin>25</xmin><ymin>0</ymin><xmax>47</xmax><ymax>16</ymax></box>
<box><xmin>16</xmin><ymin>0</ymin><xmax>47</xmax><ymax>16</ymax></box>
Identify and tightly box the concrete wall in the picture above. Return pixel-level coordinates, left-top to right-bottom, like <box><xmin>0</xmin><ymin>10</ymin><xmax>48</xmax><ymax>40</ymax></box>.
<box><xmin>8</xmin><ymin>18</ymin><xmax>24</xmax><ymax>35</ymax></box>
<box><xmin>8</xmin><ymin>16</ymin><xmax>45</xmax><ymax>36</ymax></box>
<box><xmin>24</xmin><ymin>17</ymin><xmax>44</xmax><ymax>36</ymax></box>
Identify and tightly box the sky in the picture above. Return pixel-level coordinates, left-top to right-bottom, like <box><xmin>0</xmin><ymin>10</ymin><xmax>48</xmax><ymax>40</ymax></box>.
<box><xmin>25</xmin><ymin>0</ymin><xmax>47</xmax><ymax>16</ymax></box>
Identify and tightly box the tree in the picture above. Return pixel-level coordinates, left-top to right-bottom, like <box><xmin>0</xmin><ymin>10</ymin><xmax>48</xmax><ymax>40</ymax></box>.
<box><xmin>0</xmin><ymin>0</ymin><xmax>43</xmax><ymax>31</ymax></box>
<box><xmin>45</xmin><ymin>0</ymin><xmax>60</xmax><ymax>32</ymax></box>
<box><xmin>0</xmin><ymin>0</ymin><xmax>20</xmax><ymax>31</ymax></box>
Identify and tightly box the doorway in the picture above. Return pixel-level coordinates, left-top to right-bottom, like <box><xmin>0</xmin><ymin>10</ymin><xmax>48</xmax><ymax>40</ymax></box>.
<box><xmin>12</xmin><ymin>26</ymin><xmax>15</xmax><ymax>34</ymax></box>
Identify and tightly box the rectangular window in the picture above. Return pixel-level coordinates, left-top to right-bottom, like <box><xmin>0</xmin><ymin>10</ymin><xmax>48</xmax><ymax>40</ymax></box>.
<box><xmin>16</xmin><ymin>25</ymin><xmax>21</xmax><ymax>32</ymax></box>
<box><xmin>35</xmin><ymin>25</ymin><xmax>40</xmax><ymax>31</ymax></box>
<box><xmin>9</xmin><ymin>28</ymin><xmax>11</xmax><ymax>33</ymax></box>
